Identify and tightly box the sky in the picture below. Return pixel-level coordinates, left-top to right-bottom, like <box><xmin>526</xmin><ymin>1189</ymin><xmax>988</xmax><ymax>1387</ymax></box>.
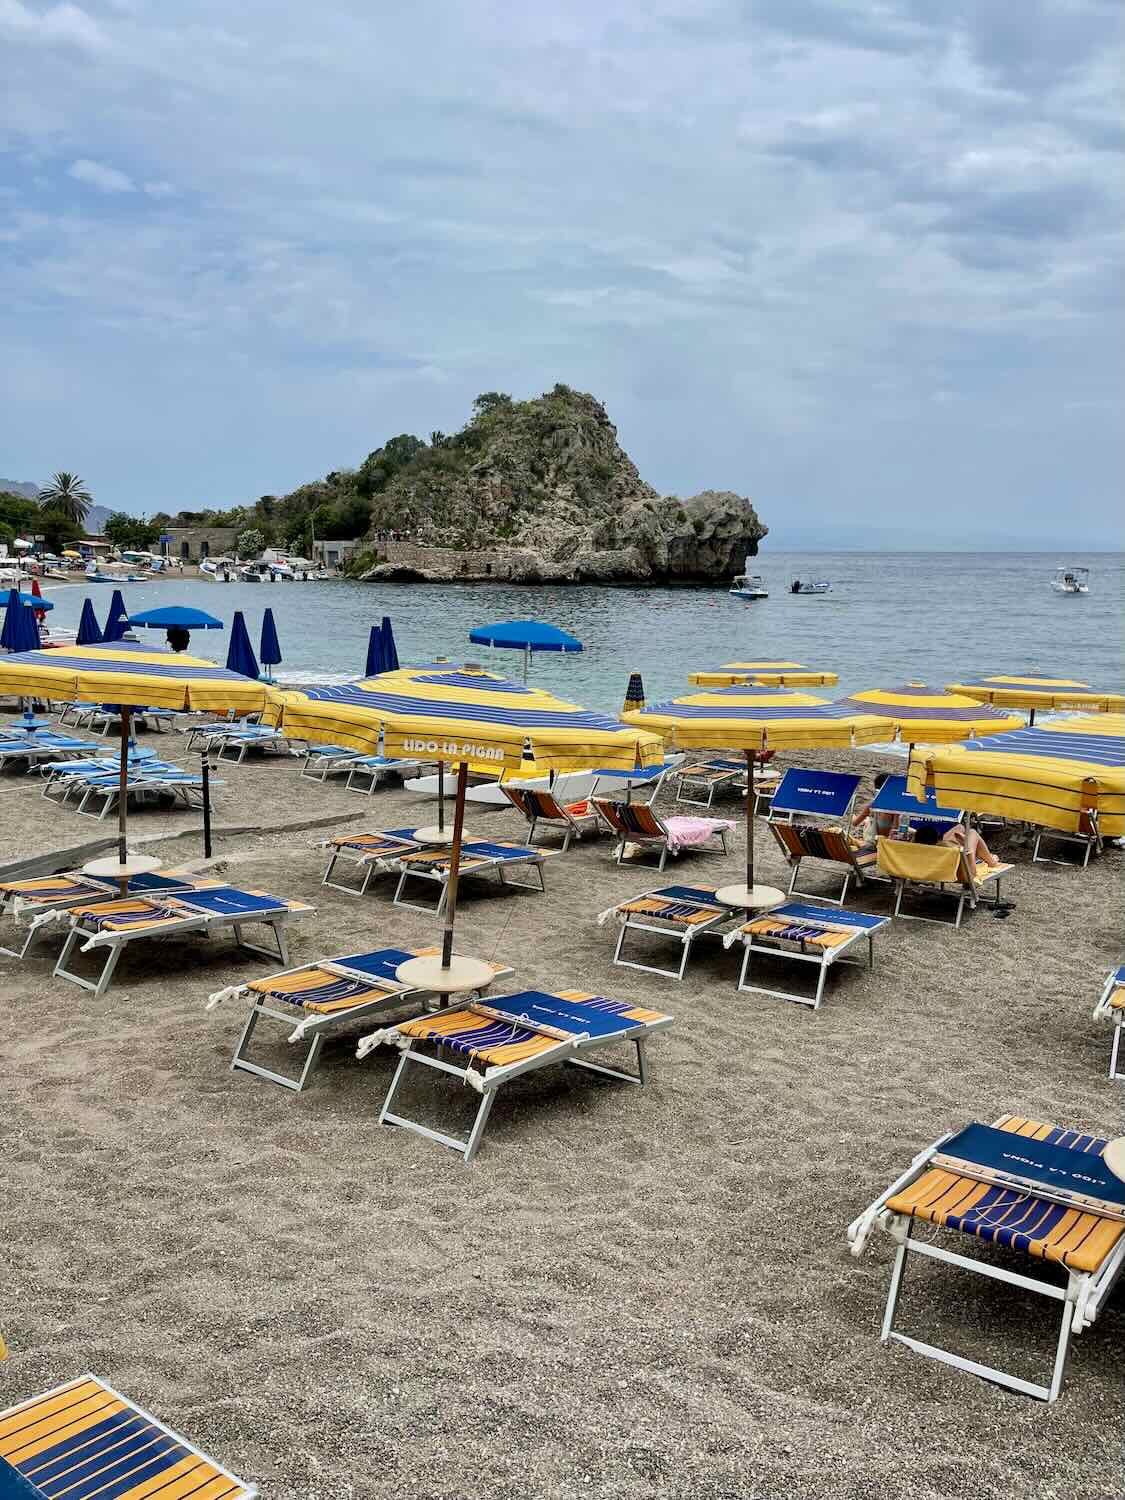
<box><xmin>2</xmin><ymin>0</ymin><xmax>1122</xmax><ymax>549</ymax></box>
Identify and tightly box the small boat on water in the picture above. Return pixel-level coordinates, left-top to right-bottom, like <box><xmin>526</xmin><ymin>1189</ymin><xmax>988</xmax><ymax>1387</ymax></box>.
<box><xmin>790</xmin><ymin>578</ymin><xmax>831</xmax><ymax>595</ymax></box>
<box><xmin>1050</xmin><ymin>565</ymin><xmax>1089</xmax><ymax>595</ymax></box>
<box><xmin>729</xmin><ymin>572</ymin><xmax>768</xmax><ymax>600</ymax></box>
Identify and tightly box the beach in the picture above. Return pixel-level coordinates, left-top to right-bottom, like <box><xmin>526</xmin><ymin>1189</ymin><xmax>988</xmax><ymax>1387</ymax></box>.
<box><xmin>2</xmin><ymin>742</ymin><xmax>1122</xmax><ymax>1499</ymax></box>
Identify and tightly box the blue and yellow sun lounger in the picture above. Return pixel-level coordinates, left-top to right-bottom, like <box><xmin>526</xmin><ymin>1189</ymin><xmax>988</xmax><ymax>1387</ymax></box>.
<box><xmin>597</xmin><ymin>882</ymin><xmax>738</xmax><ymax>980</ymax></box>
<box><xmin>360</xmin><ymin>988</ymin><xmax>674</xmax><ymax>1163</ymax></box>
<box><xmin>848</xmin><ymin>1114</ymin><xmax>1125</xmax><ymax>1402</ymax></box>
<box><xmin>0</xmin><ymin>869</ymin><xmax>199</xmax><ymax>960</ymax></box>
<box><xmin>320</xmin><ymin>827</ymin><xmax>422</xmax><ymax>895</ymax></box>
<box><xmin>385</xmin><ymin>839</ymin><xmax>549</xmax><ymax>915</ymax></box>
<box><xmin>207</xmin><ymin>944</ymin><xmax>513</xmax><ymax>1092</ymax></box>
<box><xmin>0</xmin><ymin>1373</ymin><xmax>255</xmax><ymax>1497</ymax></box>
<box><xmin>722</xmin><ymin>900</ymin><xmax>889</xmax><ymax>1008</ymax></box>
<box><xmin>876</xmin><ymin>836</ymin><xmax>1011</xmax><ymax>927</ymax></box>
<box><xmin>1093</xmin><ymin>963</ymin><xmax>1125</xmax><ymax>1080</ymax></box>
<box><xmin>54</xmin><ymin>885</ymin><xmax>313</xmax><ymax>998</ymax></box>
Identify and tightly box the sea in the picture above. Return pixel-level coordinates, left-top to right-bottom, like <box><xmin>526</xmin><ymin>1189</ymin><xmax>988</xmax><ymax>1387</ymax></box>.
<box><xmin>37</xmin><ymin>551</ymin><xmax>1125</xmax><ymax>721</ymax></box>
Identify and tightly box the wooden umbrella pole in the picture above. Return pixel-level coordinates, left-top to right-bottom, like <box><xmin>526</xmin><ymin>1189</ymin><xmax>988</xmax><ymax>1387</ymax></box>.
<box><xmin>440</xmin><ymin>761</ymin><xmax>470</xmax><ymax>969</ymax></box>
<box><xmin>117</xmin><ymin>706</ymin><xmax>131</xmax><ymax>881</ymax></box>
<box><xmin>745</xmin><ymin>748</ymin><xmax>755</xmax><ymax>893</ymax></box>
<box><xmin>437</xmin><ymin>760</ymin><xmax>445</xmax><ymax>833</ymax></box>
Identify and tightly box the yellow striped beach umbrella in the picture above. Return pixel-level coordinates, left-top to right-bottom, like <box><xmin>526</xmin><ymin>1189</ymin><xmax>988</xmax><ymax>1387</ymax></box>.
<box><xmin>0</xmin><ymin>642</ymin><xmax>271</xmax><ymax>869</ymax></box>
<box><xmin>945</xmin><ymin>673</ymin><xmax>1125</xmax><ymax>725</ymax></box>
<box><xmin>906</xmin><ymin>719</ymin><xmax>1125</xmax><ymax>838</ymax></box>
<box><xmin>688</xmin><ymin>660</ymin><xmax>838</xmax><ymax>688</ymax></box>
<box><xmin>833</xmin><ymin>683</ymin><xmax>1024</xmax><ymax>744</ymax></box>
<box><xmin>271</xmin><ymin>663</ymin><xmax>662</xmax><ymax>987</ymax></box>
<box><xmin>624</xmin><ymin>684</ymin><xmax>886</xmax><ymax>908</ymax></box>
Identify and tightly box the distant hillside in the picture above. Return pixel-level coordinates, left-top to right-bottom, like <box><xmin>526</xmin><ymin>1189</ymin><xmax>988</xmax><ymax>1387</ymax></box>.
<box><xmin>85</xmin><ymin>505</ymin><xmax>110</xmax><ymax>534</ymax></box>
<box><xmin>0</xmin><ymin>478</ymin><xmax>38</xmax><ymax>501</ymax></box>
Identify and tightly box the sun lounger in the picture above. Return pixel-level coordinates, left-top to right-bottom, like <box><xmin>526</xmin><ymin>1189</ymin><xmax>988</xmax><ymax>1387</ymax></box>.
<box><xmin>298</xmin><ymin>743</ymin><xmax>365</xmax><ymax>782</ymax></box>
<box><xmin>767</xmin><ymin>767</ymin><xmax>862</xmax><ymax>827</ymax></box>
<box><xmin>208</xmin><ymin>945</ymin><xmax>514</xmax><ymax>1092</ymax></box>
<box><xmin>722</xmin><ymin>899</ymin><xmax>889</xmax><ymax>1007</ymax></box>
<box><xmin>53</xmin><ymin>884</ymin><xmax>312</xmax><ymax>997</ymax></box>
<box><xmin>588</xmin><ymin>758</ymin><xmax>679</xmax><ymax>806</ymax></box>
<box><xmin>1033</xmin><ymin>812</ymin><xmax>1102</xmax><ymax>868</ymax></box>
<box><xmin>386</xmin><ymin>839</ymin><xmax>549</xmax><ymax>914</ymax></box>
<box><xmin>88</xmin><ymin>704</ymin><xmax>177</xmax><ymax>735</ymax></box>
<box><xmin>0</xmin><ymin>733</ymin><xmax>95</xmax><ymax>773</ymax></box>
<box><xmin>344</xmin><ymin>755</ymin><xmax>429</xmax><ymax>795</ymax></box>
<box><xmin>597</xmin><ymin>882</ymin><xmax>737</xmax><ymax>979</ymax></box>
<box><xmin>767</xmin><ymin>822</ymin><xmax>881</xmax><ymax>906</ymax></box>
<box><xmin>592</xmin><ymin>798</ymin><xmax>731</xmax><ymax>870</ymax></box>
<box><xmin>1092</xmin><ymin>963</ymin><xmax>1125</xmax><ymax>1079</ymax></box>
<box><xmin>867</xmin><ymin>774</ymin><xmax>962</xmax><ymax>835</ymax></box>
<box><xmin>876</xmin><ymin>836</ymin><xmax>1011</xmax><ymax>927</ymax></box>
<box><xmin>502</xmin><ymin>785</ymin><xmax>600</xmax><ymax>851</ymax></box>
<box><xmin>0</xmin><ymin>1373</ymin><xmax>256</xmax><ymax>1498</ymax></box>
<box><xmin>71</xmin><ymin>767</ymin><xmax>214</xmax><ymax>820</ymax></box>
<box><xmin>847</xmin><ymin>1113</ymin><xmax>1125</xmax><ymax>1402</ymax></box>
<box><xmin>0</xmin><ymin>869</ymin><xmax>198</xmax><ymax>959</ymax></box>
<box><xmin>673</xmin><ymin>756</ymin><xmax>747</xmax><ymax>808</ymax></box>
<box><xmin>361</xmin><ymin>987</ymin><xmax>674</xmax><ymax>1162</ymax></box>
<box><xmin>320</xmin><ymin>827</ymin><xmax>423</xmax><ymax>895</ymax></box>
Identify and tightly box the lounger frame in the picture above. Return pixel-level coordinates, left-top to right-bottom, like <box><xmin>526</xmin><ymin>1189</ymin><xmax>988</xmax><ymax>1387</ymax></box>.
<box><xmin>847</xmin><ymin>1131</ymin><xmax>1125</xmax><ymax>1403</ymax></box>
<box><xmin>723</xmin><ymin>904</ymin><xmax>887</xmax><ymax>1008</ymax></box>
<box><xmin>1092</xmin><ymin>966</ymin><xmax>1125</xmax><ymax>1080</ymax></box>
<box><xmin>320</xmin><ymin>832</ymin><xmax>422</xmax><ymax>895</ymax></box>
<box><xmin>889</xmin><ymin>853</ymin><xmax>1006</xmax><ymax>928</ymax></box>
<box><xmin>1032</xmin><ymin>811</ymin><xmax>1101</xmax><ymax>869</ymax></box>
<box><xmin>673</xmin><ymin>758</ymin><xmax>744</xmax><ymax>809</ymax></box>
<box><xmin>593</xmin><ymin>798</ymin><xmax>730</xmax><ymax>872</ymax></box>
<box><xmin>502</xmin><ymin>786</ymin><xmax>599</xmax><ymax>852</ymax></box>
<box><xmin>603</xmin><ymin>885</ymin><xmax>734</xmax><ymax>980</ymax></box>
<box><xmin>768</xmin><ymin>821</ymin><xmax>883</xmax><ymax>907</ymax></box>
<box><xmin>344</xmin><ymin>756</ymin><xmax>428</xmax><ymax>795</ymax></box>
<box><xmin>387</xmin><ymin>846</ymin><xmax>547</xmax><ymax>915</ymax></box>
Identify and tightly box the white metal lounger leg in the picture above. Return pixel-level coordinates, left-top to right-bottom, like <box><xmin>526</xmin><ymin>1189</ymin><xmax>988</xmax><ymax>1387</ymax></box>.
<box><xmin>568</xmin><ymin>1036</ymin><xmax>649</xmax><ymax>1086</ymax></box>
<box><xmin>1110</xmin><ymin>1022</ymin><xmax>1123</xmax><ymax>1081</ymax></box>
<box><xmin>232</xmin><ymin>1000</ymin><xmax>325</xmax><ymax>1091</ymax></box>
<box><xmin>612</xmin><ymin>920</ymin><xmax>693</xmax><ymax>981</ymax></box>
<box><xmin>230</xmin><ymin>918</ymin><xmax>289</xmax><ymax>965</ymax></box>
<box><xmin>53</xmin><ymin>929</ymin><xmax>123</xmax><ymax>997</ymax></box>
<box><xmin>322</xmin><ymin>852</ymin><xmax>378</xmax><ymax>896</ymax></box>
<box><xmin>379</xmin><ymin>1049</ymin><xmax>497</xmax><ymax>1162</ymax></box>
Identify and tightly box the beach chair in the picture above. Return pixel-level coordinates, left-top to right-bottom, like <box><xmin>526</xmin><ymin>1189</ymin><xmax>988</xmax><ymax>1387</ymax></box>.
<box><xmin>386</xmin><ymin>839</ymin><xmax>549</xmax><ymax>914</ymax></box>
<box><xmin>88</xmin><ymin>704</ymin><xmax>177</xmax><ymax>736</ymax></box>
<box><xmin>1092</xmin><ymin>964</ymin><xmax>1125</xmax><ymax>1079</ymax></box>
<box><xmin>766</xmin><ymin>767</ymin><xmax>862</xmax><ymax>827</ymax></box>
<box><xmin>847</xmin><ymin>1113</ymin><xmax>1125</xmax><ymax>1403</ymax></box>
<box><xmin>208</xmin><ymin>945</ymin><xmax>514</xmax><ymax>1092</ymax></box>
<box><xmin>588</xmin><ymin>758</ymin><xmax>680</xmax><ymax>806</ymax></box>
<box><xmin>0</xmin><ymin>733</ymin><xmax>95</xmax><ymax>773</ymax></box>
<box><xmin>0</xmin><ymin>869</ymin><xmax>198</xmax><ymax>960</ymax></box>
<box><xmin>53</xmin><ymin>884</ymin><xmax>313</xmax><ymax>998</ymax></box>
<box><xmin>344</xmin><ymin>755</ymin><xmax>429</xmax><ymax>795</ymax></box>
<box><xmin>214</xmin><ymin>724</ymin><xmax>291</xmax><ymax>764</ymax></box>
<box><xmin>867</xmin><ymin>774</ymin><xmax>962</xmax><ymax>837</ymax></box>
<box><xmin>1033</xmin><ymin>812</ymin><xmax>1102</xmax><ymax>869</ymax></box>
<box><xmin>320</xmin><ymin>827</ymin><xmax>422</xmax><ymax>895</ymax></box>
<box><xmin>502</xmin><ymin>785</ymin><xmax>600</xmax><ymax>851</ymax></box>
<box><xmin>298</xmin><ymin>743</ymin><xmax>365</xmax><ymax>782</ymax></box>
<box><xmin>361</xmin><ymin>987</ymin><xmax>674</xmax><ymax>1163</ymax></box>
<box><xmin>767</xmin><ymin>822</ymin><xmax>881</xmax><ymax>906</ymax></box>
<box><xmin>597</xmin><ymin>882</ymin><xmax>736</xmax><ymax>979</ymax></box>
<box><xmin>673</xmin><ymin>756</ymin><xmax>746</xmax><ymax>808</ymax></box>
<box><xmin>722</xmin><ymin>900</ymin><xmax>890</xmax><ymax>1008</ymax></box>
<box><xmin>592</xmin><ymin>798</ymin><xmax>731</xmax><ymax>871</ymax></box>
<box><xmin>876</xmin><ymin>836</ymin><xmax>1011</xmax><ymax>927</ymax></box>
<box><xmin>72</xmin><ymin>766</ymin><xmax>214</xmax><ymax>820</ymax></box>
<box><xmin>0</xmin><ymin>1373</ymin><xmax>256</xmax><ymax>1497</ymax></box>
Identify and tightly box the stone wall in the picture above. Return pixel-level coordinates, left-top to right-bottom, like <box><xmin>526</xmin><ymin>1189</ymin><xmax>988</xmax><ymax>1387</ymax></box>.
<box><xmin>375</xmin><ymin>541</ymin><xmax>543</xmax><ymax>581</ymax></box>
<box><xmin>158</xmin><ymin>526</ymin><xmax>239</xmax><ymax>561</ymax></box>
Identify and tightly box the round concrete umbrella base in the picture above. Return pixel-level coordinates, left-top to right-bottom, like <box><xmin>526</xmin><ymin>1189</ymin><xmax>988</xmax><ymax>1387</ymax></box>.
<box><xmin>1103</xmin><ymin>1137</ymin><xmax>1125</xmax><ymax>1184</ymax></box>
<box><xmin>395</xmin><ymin>954</ymin><xmax>495</xmax><ymax>994</ymax></box>
<box><xmin>715</xmin><ymin>883</ymin><xmax>786</xmax><ymax>911</ymax></box>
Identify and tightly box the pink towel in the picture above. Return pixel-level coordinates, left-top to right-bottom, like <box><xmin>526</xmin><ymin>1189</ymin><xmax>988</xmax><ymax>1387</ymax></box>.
<box><xmin>663</xmin><ymin>815</ymin><xmax>733</xmax><ymax>852</ymax></box>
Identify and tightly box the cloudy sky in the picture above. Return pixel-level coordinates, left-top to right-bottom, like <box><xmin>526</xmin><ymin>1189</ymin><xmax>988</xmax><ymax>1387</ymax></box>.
<box><xmin>2</xmin><ymin>0</ymin><xmax>1121</xmax><ymax>547</ymax></box>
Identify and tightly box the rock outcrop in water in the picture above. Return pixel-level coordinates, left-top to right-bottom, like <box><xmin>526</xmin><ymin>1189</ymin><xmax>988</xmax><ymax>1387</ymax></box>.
<box><xmin>357</xmin><ymin>385</ymin><xmax>766</xmax><ymax>584</ymax></box>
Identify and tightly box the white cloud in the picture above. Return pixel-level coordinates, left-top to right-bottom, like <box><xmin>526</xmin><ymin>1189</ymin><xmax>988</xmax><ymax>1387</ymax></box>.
<box><xmin>68</xmin><ymin>158</ymin><xmax>134</xmax><ymax>192</ymax></box>
<box><xmin>0</xmin><ymin>0</ymin><xmax>105</xmax><ymax>49</ymax></box>
<box><xmin>143</xmin><ymin>180</ymin><xmax>176</xmax><ymax>198</ymax></box>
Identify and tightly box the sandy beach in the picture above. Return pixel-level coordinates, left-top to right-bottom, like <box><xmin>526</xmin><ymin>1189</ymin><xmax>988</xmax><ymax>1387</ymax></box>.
<box><xmin>2</xmin><ymin>737</ymin><xmax>1123</xmax><ymax>1500</ymax></box>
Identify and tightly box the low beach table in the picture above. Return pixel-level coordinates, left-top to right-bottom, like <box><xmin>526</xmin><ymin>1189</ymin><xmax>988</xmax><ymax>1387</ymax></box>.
<box><xmin>395</xmin><ymin>952</ymin><xmax>497</xmax><ymax>993</ymax></box>
<box><xmin>723</xmin><ymin>900</ymin><xmax>890</xmax><ymax>1008</ymax></box>
<box><xmin>1105</xmin><ymin>1137</ymin><xmax>1125</xmax><ymax>1182</ymax></box>
<box><xmin>715</xmin><ymin>881</ymin><xmax>786</xmax><ymax>912</ymax></box>
<box><xmin>82</xmin><ymin>851</ymin><xmax>162</xmax><ymax>899</ymax></box>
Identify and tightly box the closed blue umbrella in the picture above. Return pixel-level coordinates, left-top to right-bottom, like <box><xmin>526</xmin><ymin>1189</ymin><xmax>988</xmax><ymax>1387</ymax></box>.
<box><xmin>76</xmin><ymin>597</ymin><xmax>103</xmax><ymax>646</ymax></box>
<box><xmin>225</xmin><ymin>610</ymin><xmax>260</xmax><ymax>679</ymax></box>
<box><xmin>2</xmin><ymin>592</ymin><xmax>54</xmax><ymax>612</ymax></box>
<box><xmin>260</xmin><ymin>608</ymin><xmax>282</xmax><ymax>681</ymax></box>
<box><xmin>2</xmin><ymin>590</ymin><xmax>42</xmax><ymax>653</ymax></box>
<box><xmin>381</xmin><ymin>616</ymin><xmax>400</xmax><ymax>672</ymax></box>
<box><xmin>365</xmin><ymin>625</ymin><xmax>386</xmax><ymax>678</ymax></box>
<box><xmin>102</xmin><ymin>589</ymin><xmax>130</xmax><ymax>642</ymax></box>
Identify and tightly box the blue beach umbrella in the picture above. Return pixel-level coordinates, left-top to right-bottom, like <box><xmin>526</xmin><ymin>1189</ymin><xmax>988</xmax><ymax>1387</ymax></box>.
<box><xmin>128</xmin><ymin>604</ymin><xmax>224</xmax><ymax>653</ymax></box>
<box><xmin>226</xmin><ymin>611</ymin><xmax>260</xmax><ymax>679</ymax></box>
<box><xmin>365</xmin><ymin>625</ymin><xmax>386</xmax><ymax>678</ymax></box>
<box><xmin>2</xmin><ymin>592</ymin><xmax>54</xmax><ymax>612</ymax></box>
<box><xmin>260</xmin><ymin>608</ymin><xmax>282</xmax><ymax>681</ymax></box>
<box><xmin>468</xmin><ymin>618</ymin><xmax>582</xmax><ymax>681</ymax></box>
<box><xmin>1</xmin><ymin>590</ymin><xmax>42</xmax><ymax>653</ymax></box>
<box><xmin>381</xmin><ymin>616</ymin><xmax>400</xmax><ymax>672</ymax></box>
<box><xmin>76</xmin><ymin>597</ymin><xmax>103</xmax><ymax>646</ymax></box>
<box><xmin>102</xmin><ymin>589</ymin><xmax>130</xmax><ymax>642</ymax></box>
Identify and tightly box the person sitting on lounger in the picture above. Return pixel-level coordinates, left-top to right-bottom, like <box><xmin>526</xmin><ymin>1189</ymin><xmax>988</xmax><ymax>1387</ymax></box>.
<box><xmin>852</xmin><ymin>773</ymin><xmax>896</xmax><ymax>851</ymax></box>
<box><xmin>912</xmin><ymin>820</ymin><xmax>1001</xmax><ymax>868</ymax></box>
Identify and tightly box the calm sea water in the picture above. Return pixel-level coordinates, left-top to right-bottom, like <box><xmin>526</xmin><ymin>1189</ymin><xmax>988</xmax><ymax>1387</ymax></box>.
<box><xmin>38</xmin><ymin>552</ymin><xmax>1124</xmax><ymax>714</ymax></box>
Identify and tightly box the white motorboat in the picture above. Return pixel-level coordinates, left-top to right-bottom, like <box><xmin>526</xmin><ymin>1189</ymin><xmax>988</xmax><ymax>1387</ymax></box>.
<box><xmin>789</xmin><ymin>578</ymin><xmax>831</xmax><ymax>595</ymax></box>
<box><xmin>729</xmin><ymin>572</ymin><xmax>768</xmax><ymax>600</ymax></box>
<box><xmin>1050</xmin><ymin>565</ymin><xmax>1089</xmax><ymax>595</ymax></box>
<box><xmin>405</xmin><ymin>754</ymin><xmax>685</xmax><ymax>807</ymax></box>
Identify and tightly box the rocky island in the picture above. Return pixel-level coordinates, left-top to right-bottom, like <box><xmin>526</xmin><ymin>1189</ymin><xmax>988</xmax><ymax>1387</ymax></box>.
<box><xmin>354</xmin><ymin>385</ymin><xmax>767</xmax><ymax>584</ymax></box>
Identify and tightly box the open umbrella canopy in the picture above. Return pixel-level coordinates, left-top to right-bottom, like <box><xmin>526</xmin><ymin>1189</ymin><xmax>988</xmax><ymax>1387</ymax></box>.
<box><xmin>1</xmin><ymin>591</ymin><xmax>42</xmax><ymax>652</ymax></box>
<box><xmin>944</xmin><ymin>673</ymin><xmax>1124</xmax><ymax>718</ymax></box>
<box><xmin>469</xmin><ymin>619</ymin><xmax>583</xmax><ymax>654</ymax></box>
<box><xmin>626</xmin><ymin>683</ymin><xmax>886</xmax><ymax>750</ymax></box>
<box><xmin>2</xmin><ymin>592</ymin><xmax>54</xmax><ymax>612</ymax></box>
<box><xmin>0</xmin><ymin>641</ymin><xmax>270</xmax><ymax>714</ymax></box>
<box><xmin>906</xmin><ymin>719</ymin><xmax>1125</xmax><ymax>837</ymax></box>
<box><xmin>688</xmin><ymin>660</ymin><xmax>837</xmax><ymax>687</ymax></box>
<box><xmin>127</xmin><ymin>606</ymin><xmax>224</xmax><ymax>631</ymax></box>
<box><xmin>260</xmin><ymin>608</ymin><xmax>282</xmax><ymax>675</ymax></box>
<box><xmin>76</xmin><ymin>598</ymin><xmax>103</xmax><ymax>646</ymax></box>
<box><xmin>833</xmin><ymin>683</ymin><xmax>1024</xmax><ymax>743</ymax></box>
<box><xmin>269</xmin><ymin>663</ymin><xmax>659</xmax><ymax>773</ymax></box>
<box><xmin>101</xmin><ymin>589</ymin><xmax>130</xmax><ymax>642</ymax></box>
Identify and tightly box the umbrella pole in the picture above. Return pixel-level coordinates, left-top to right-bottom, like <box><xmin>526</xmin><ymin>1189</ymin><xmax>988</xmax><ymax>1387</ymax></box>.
<box><xmin>745</xmin><ymin>748</ymin><xmax>755</xmax><ymax>892</ymax></box>
<box><xmin>523</xmin><ymin>646</ymin><xmax>529</xmax><ymax>683</ymax></box>
<box><xmin>437</xmin><ymin>761</ymin><xmax>445</xmax><ymax>833</ymax></box>
<box><xmin>441</xmin><ymin>761</ymin><xmax>470</xmax><ymax>969</ymax></box>
<box><xmin>117</xmin><ymin>707</ymin><xmax>130</xmax><ymax>876</ymax></box>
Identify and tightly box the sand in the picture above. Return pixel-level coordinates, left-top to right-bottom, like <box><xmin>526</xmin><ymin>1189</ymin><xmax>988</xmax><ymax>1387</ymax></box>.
<box><xmin>1</xmin><ymin>735</ymin><xmax>1123</xmax><ymax>1500</ymax></box>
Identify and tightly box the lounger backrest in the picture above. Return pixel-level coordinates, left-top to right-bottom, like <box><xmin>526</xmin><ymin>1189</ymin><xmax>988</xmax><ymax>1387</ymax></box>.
<box><xmin>876</xmin><ymin>835</ymin><xmax>961</xmax><ymax>885</ymax></box>
<box><xmin>769</xmin><ymin>768</ymin><xmax>862</xmax><ymax>823</ymax></box>
<box><xmin>502</xmin><ymin>786</ymin><xmax>531</xmax><ymax>818</ymax></box>
<box><xmin>592</xmin><ymin>797</ymin><xmax>665</xmax><ymax>839</ymax></box>
<box><xmin>771</xmin><ymin>821</ymin><xmax>857</xmax><ymax>865</ymax></box>
<box><xmin>592</xmin><ymin>797</ymin><xmax>628</xmax><ymax>835</ymax></box>
<box><xmin>869</xmin><ymin>774</ymin><xmax>961</xmax><ymax>824</ymax></box>
<box><xmin>522</xmin><ymin>789</ymin><xmax>567</xmax><ymax>821</ymax></box>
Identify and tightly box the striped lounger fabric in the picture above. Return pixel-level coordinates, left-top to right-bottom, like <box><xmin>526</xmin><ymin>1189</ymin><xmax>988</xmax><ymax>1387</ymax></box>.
<box><xmin>53</xmin><ymin>886</ymin><xmax>312</xmax><ymax>998</ymax></box>
<box><xmin>1093</xmin><ymin>963</ymin><xmax>1125</xmax><ymax>1079</ymax></box>
<box><xmin>0</xmin><ymin>1374</ymin><xmax>255</xmax><ymax>1498</ymax></box>
<box><xmin>209</xmin><ymin>945</ymin><xmax>512</xmax><ymax>1092</ymax></box>
<box><xmin>722</xmin><ymin>900</ymin><xmax>889</xmax><ymax>1008</ymax></box>
<box><xmin>847</xmin><ymin>1114</ymin><xmax>1125</xmax><ymax>1403</ymax></box>
<box><xmin>0</xmin><ymin>871</ymin><xmax>198</xmax><ymax>960</ymax></box>
<box><xmin>598</xmin><ymin>883</ymin><xmax>736</xmax><ymax>979</ymax></box>
<box><xmin>673</xmin><ymin>758</ymin><xmax>745</xmax><ymax>808</ymax></box>
<box><xmin>320</xmin><ymin>828</ymin><xmax>421</xmax><ymax>895</ymax></box>
<box><xmin>768</xmin><ymin>821</ymin><xmax>880</xmax><ymax>906</ymax></box>
<box><xmin>362</xmin><ymin>988</ymin><xmax>673</xmax><ymax>1163</ymax></box>
<box><xmin>386</xmin><ymin>840</ymin><xmax>548</xmax><ymax>915</ymax></box>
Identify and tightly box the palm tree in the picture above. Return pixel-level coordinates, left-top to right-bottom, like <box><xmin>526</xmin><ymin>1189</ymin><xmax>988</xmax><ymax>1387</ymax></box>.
<box><xmin>38</xmin><ymin>472</ymin><xmax>93</xmax><ymax>526</ymax></box>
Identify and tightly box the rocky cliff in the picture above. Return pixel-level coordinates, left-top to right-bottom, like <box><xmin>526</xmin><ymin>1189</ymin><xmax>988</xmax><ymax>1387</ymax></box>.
<box><xmin>358</xmin><ymin>386</ymin><xmax>766</xmax><ymax>583</ymax></box>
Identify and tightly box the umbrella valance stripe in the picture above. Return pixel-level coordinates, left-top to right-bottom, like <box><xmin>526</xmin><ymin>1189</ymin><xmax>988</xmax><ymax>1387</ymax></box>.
<box><xmin>960</xmin><ymin>729</ymin><xmax>1125</xmax><ymax>766</ymax></box>
<box><xmin>285</xmin><ymin>686</ymin><xmax>630</xmax><ymax>731</ymax></box>
<box><xmin>3</xmin><ymin>650</ymin><xmax>249</xmax><ymax>682</ymax></box>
